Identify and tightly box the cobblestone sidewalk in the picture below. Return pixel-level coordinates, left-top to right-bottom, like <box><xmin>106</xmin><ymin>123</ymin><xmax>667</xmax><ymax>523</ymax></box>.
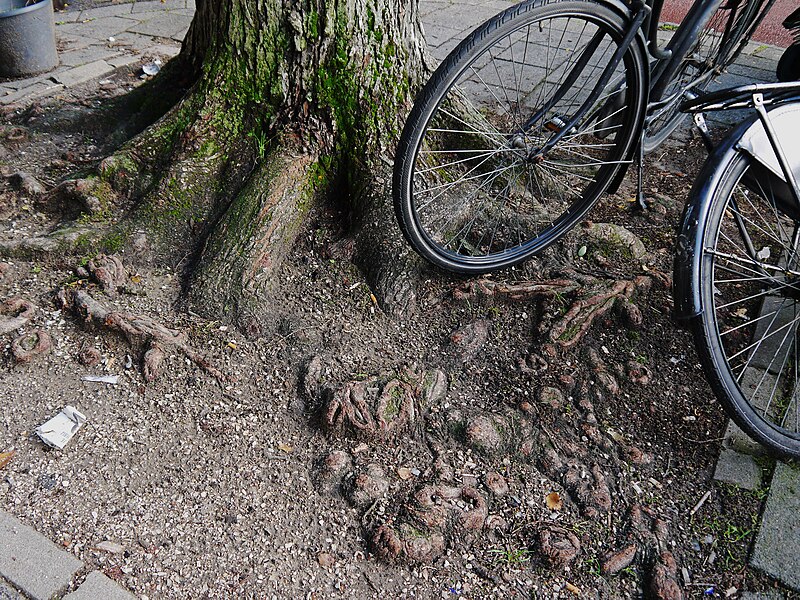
<box><xmin>0</xmin><ymin>0</ymin><xmax>193</xmax><ymax>106</ymax></box>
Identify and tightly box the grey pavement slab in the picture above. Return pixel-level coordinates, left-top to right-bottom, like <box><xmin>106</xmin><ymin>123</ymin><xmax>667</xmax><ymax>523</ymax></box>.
<box><xmin>0</xmin><ymin>578</ymin><xmax>24</xmax><ymax>600</ymax></box>
<box><xmin>52</xmin><ymin>60</ymin><xmax>115</xmax><ymax>87</ymax></box>
<box><xmin>64</xmin><ymin>571</ymin><xmax>137</xmax><ymax>600</ymax></box>
<box><xmin>58</xmin><ymin>45</ymin><xmax>123</xmax><ymax>68</ymax></box>
<box><xmin>722</xmin><ymin>421</ymin><xmax>769</xmax><ymax>457</ymax></box>
<box><xmin>56</xmin><ymin>16</ymin><xmax>141</xmax><ymax>41</ymax></box>
<box><xmin>714</xmin><ymin>448</ymin><xmax>763</xmax><ymax>490</ymax></box>
<box><xmin>127</xmin><ymin>12</ymin><xmax>192</xmax><ymax>41</ymax></box>
<box><xmin>76</xmin><ymin>3</ymin><xmax>136</xmax><ymax>19</ymax></box>
<box><xmin>131</xmin><ymin>0</ymin><xmax>186</xmax><ymax>12</ymax></box>
<box><xmin>0</xmin><ymin>511</ymin><xmax>82</xmax><ymax>600</ymax></box>
<box><xmin>750</xmin><ymin>461</ymin><xmax>800</xmax><ymax>591</ymax></box>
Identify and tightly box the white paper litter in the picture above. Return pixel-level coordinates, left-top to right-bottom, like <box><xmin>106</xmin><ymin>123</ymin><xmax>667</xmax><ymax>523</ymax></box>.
<box><xmin>82</xmin><ymin>375</ymin><xmax>119</xmax><ymax>385</ymax></box>
<box><xmin>35</xmin><ymin>406</ymin><xmax>87</xmax><ymax>450</ymax></box>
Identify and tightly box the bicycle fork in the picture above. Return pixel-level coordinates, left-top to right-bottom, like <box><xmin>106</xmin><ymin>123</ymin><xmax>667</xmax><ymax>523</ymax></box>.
<box><xmin>524</xmin><ymin>1</ymin><xmax>651</xmax><ymax>161</ymax></box>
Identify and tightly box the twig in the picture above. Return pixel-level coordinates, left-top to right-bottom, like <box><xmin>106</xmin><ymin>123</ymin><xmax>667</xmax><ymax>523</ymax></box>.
<box><xmin>689</xmin><ymin>490</ymin><xmax>712</xmax><ymax>517</ymax></box>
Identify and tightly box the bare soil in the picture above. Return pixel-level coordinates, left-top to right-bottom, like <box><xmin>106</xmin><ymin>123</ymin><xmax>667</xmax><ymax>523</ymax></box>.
<box><xmin>0</xmin><ymin>67</ymin><xmax>793</xmax><ymax>599</ymax></box>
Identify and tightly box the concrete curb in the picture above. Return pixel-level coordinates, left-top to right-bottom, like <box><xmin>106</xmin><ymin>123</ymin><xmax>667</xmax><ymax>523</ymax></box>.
<box><xmin>0</xmin><ymin>511</ymin><xmax>135</xmax><ymax>600</ymax></box>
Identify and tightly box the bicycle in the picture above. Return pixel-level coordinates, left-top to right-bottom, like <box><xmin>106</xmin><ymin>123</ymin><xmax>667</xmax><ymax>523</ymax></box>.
<box><xmin>393</xmin><ymin>0</ymin><xmax>776</xmax><ymax>274</ymax></box>
<box><xmin>675</xmin><ymin>81</ymin><xmax>800</xmax><ymax>460</ymax></box>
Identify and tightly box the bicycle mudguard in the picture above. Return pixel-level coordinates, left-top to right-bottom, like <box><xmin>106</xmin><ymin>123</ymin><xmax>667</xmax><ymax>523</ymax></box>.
<box><xmin>737</xmin><ymin>103</ymin><xmax>800</xmax><ymax>191</ymax></box>
<box><xmin>672</xmin><ymin>115</ymin><xmax>758</xmax><ymax>321</ymax></box>
<box><xmin>674</xmin><ymin>105</ymin><xmax>800</xmax><ymax>320</ymax></box>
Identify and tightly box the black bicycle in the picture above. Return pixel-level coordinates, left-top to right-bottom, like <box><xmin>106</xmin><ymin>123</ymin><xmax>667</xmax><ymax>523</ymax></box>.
<box><xmin>394</xmin><ymin>0</ymin><xmax>776</xmax><ymax>274</ymax></box>
<box><xmin>676</xmin><ymin>81</ymin><xmax>800</xmax><ymax>460</ymax></box>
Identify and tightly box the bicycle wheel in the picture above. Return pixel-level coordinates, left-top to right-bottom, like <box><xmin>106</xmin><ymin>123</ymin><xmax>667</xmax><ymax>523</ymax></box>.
<box><xmin>393</xmin><ymin>0</ymin><xmax>647</xmax><ymax>274</ymax></box>
<box><xmin>643</xmin><ymin>5</ymin><xmax>734</xmax><ymax>153</ymax></box>
<box><xmin>643</xmin><ymin>0</ymin><xmax>772</xmax><ymax>154</ymax></box>
<box><xmin>690</xmin><ymin>150</ymin><xmax>800</xmax><ymax>459</ymax></box>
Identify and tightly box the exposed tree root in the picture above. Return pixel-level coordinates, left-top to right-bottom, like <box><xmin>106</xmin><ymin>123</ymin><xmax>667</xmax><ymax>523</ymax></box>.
<box><xmin>369</xmin><ymin>483</ymin><xmax>487</xmax><ymax>564</ymax></box>
<box><xmin>57</xmin><ymin>288</ymin><xmax>227</xmax><ymax>382</ymax></box>
<box><xmin>456</xmin><ymin>273</ymin><xmax>653</xmax><ymax>349</ymax></box>
<box><xmin>186</xmin><ymin>142</ymin><xmax>319</xmax><ymax>334</ymax></box>
<box><xmin>320</xmin><ymin>367</ymin><xmax>437</xmax><ymax>442</ymax></box>
<box><xmin>0</xmin><ymin>297</ymin><xmax>35</xmax><ymax>335</ymax></box>
<box><xmin>11</xmin><ymin>329</ymin><xmax>52</xmax><ymax>363</ymax></box>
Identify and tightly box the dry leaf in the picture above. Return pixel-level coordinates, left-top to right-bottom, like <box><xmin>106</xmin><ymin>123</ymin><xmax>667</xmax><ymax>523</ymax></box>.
<box><xmin>277</xmin><ymin>443</ymin><xmax>293</xmax><ymax>454</ymax></box>
<box><xmin>0</xmin><ymin>450</ymin><xmax>15</xmax><ymax>470</ymax></box>
<box><xmin>545</xmin><ymin>491</ymin><xmax>563</xmax><ymax>511</ymax></box>
<box><xmin>397</xmin><ymin>467</ymin><xmax>413</xmax><ymax>480</ymax></box>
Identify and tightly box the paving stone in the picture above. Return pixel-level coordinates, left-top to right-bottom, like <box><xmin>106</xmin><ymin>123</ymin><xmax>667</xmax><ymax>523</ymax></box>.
<box><xmin>127</xmin><ymin>13</ymin><xmax>192</xmax><ymax>40</ymax></box>
<box><xmin>57</xmin><ymin>16</ymin><xmax>140</xmax><ymax>41</ymax></box>
<box><xmin>0</xmin><ymin>83</ymin><xmax>53</xmax><ymax>106</ymax></box>
<box><xmin>106</xmin><ymin>31</ymin><xmax>162</xmax><ymax>52</ymax></box>
<box><xmin>58</xmin><ymin>45</ymin><xmax>122</xmax><ymax>68</ymax></box>
<box><xmin>713</xmin><ymin>448</ymin><xmax>763</xmax><ymax>490</ymax></box>
<box><xmin>107</xmin><ymin>54</ymin><xmax>141</xmax><ymax>68</ymax></box>
<box><xmin>55</xmin><ymin>33</ymin><xmax>95</xmax><ymax>52</ymax></box>
<box><xmin>0</xmin><ymin>578</ymin><xmax>24</xmax><ymax>600</ymax></box>
<box><xmin>721</xmin><ymin>421</ymin><xmax>769</xmax><ymax>457</ymax></box>
<box><xmin>0</xmin><ymin>511</ymin><xmax>82</xmax><ymax>600</ymax></box>
<box><xmin>750</xmin><ymin>461</ymin><xmax>800</xmax><ymax>591</ymax></box>
<box><xmin>52</xmin><ymin>11</ymin><xmax>84</xmax><ymax>23</ymax></box>
<box><xmin>144</xmin><ymin>44</ymin><xmax>182</xmax><ymax>58</ymax></box>
<box><xmin>63</xmin><ymin>571</ymin><xmax>136</xmax><ymax>600</ymax></box>
<box><xmin>76</xmin><ymin>3</ymin><xmax>135</xmax><ymax>19</ymax></box>
<box><xmin>53</xmin><ymin>60</ymin><xmax>115</xmax><ymax>87</ymax></box>
<box><xmin>131</xmin><ymin>0</ymin><xmax>185</xmax><ymax>13</ymax></box>
<box><xmin>742</xmin><ymin>592</ymin><xmax>787</xmax><ymax>600</ymax></box>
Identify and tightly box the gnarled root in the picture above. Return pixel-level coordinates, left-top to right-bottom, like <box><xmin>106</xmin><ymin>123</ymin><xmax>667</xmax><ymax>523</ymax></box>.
<box><xmin>58</xmin><ymin>287</ymin><xmax>226</xmax><ymax>382</ymax></box>
<box><xmin>0</xmin><ymin>297</ymin><xmax>36</xmax><ymax>335</ymax></box>
<box><xmin>321</xmin><ymin>368</ymin><xmax>424</xmax><ymax>441</ymax></box>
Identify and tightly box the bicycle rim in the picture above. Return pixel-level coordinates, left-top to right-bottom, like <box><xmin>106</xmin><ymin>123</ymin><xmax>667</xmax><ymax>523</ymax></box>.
<box><xmin>394</xmin><ymin>1</ymin><xmax>646</xmax><ymax>273</ymax></box>
<box><xmin>697</xmin><ymin>152</ymin><xmax>800</xmax><ymax>459</ymax></box>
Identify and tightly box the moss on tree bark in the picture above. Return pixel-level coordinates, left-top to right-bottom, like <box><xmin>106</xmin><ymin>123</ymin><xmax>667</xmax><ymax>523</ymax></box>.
<box><xmin>39</xmin><ymin>0</ymin><xmax>433</xmax><ymax>331</ymax></box>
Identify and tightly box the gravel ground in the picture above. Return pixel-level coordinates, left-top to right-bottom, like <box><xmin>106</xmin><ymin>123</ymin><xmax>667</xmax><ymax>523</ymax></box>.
<box><xmin>0</xmin><ymin>27</ymin><xmax>794</xmax><ymax>600</ymax></box>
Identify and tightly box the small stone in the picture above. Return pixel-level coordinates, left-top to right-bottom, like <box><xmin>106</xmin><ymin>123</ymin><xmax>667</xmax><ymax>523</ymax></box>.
<box><xmin>465</xmin><ymin>415</ymin><xmax>504</xmax><ymax>455</ymax></box>
<box><xmin>317</xmin><ymin>552</ymin><xmax>335</xmax><ymax>568</ymax></box>
<box><xmin>96</xmin><ymin>540</ymin><xmax>124</xmax><ymax>554</ymax></box>
<box><xmin>78</xmin><ymin>344</ymin><xmax>101</xmax><ymax>367</ymax></box>
<box><xmin>484</xmin><ymin>472</ymin><xmax>509</xmax><ymax>496</ymax></box>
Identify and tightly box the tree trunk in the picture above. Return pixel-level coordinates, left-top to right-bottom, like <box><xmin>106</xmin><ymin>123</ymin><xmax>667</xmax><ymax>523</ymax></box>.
<box><xmin>78</xmin><ymin>0</ymin><xmax>431</xmax><ymax>332</ymax></box>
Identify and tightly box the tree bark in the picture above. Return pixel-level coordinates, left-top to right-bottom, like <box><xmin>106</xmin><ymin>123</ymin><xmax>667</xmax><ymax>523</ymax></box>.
<box><xmin>84</xmin><ymin>0</ymin><xmax>432</xmax><ymax>330</ymax></box>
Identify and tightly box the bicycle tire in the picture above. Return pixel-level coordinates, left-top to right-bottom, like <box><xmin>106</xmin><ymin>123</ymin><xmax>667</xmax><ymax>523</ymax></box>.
<box><xmin>643</xmin><ymin>0</ymin><xmax>773</xmax><ymax>154</ymax></box>
<box><xmin>689</xmin><ymin>149</ymin><xmax>800</xmax><ymax>460</ymax></box>
<box><xmin>393</xmin><ymin>0</ymin><xmax>647</xmax><ymax>274</ymax></box>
